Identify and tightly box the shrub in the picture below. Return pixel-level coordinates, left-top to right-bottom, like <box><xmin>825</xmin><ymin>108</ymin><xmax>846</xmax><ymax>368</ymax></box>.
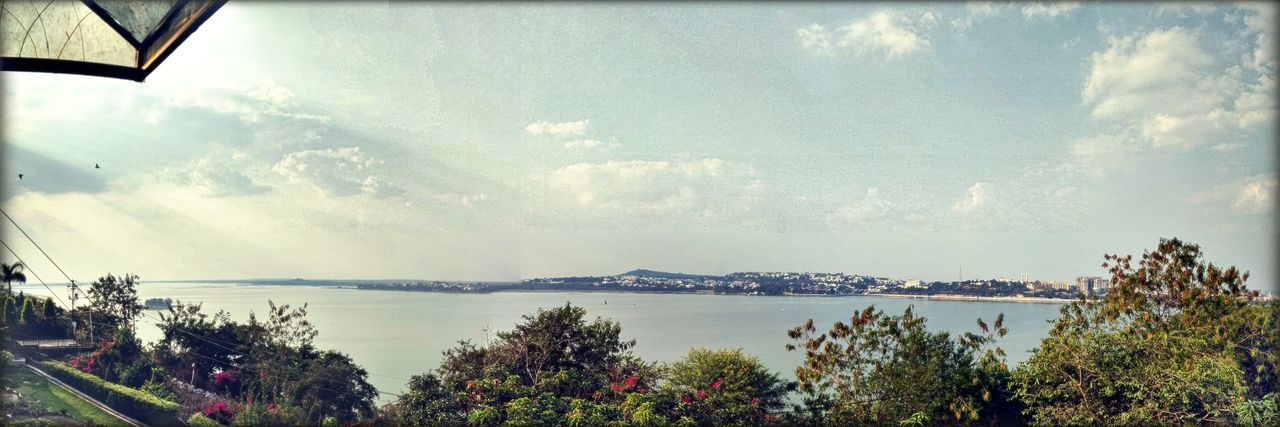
<box><xmin>39</xmin><ymin>360</ymin><xmax>180</xmax><ymax>425</ymax></box>
<box><xmin>201</xmin><ymin>401</ymin><xmax>236</xmax><ymax>425</ymax></box>
<box><xmin>141</xmin><ymin>381</ymin><xmax>178</xmax><ymax>402</ymax></box>
<box><xmin>664</xmin><ymin>348</ymin><xmax>790</xmax><ymax>425</ymax></box>
<box><xmin>187</xmin><ymin>413</ymin><xmax>222</xmax><ymax>427</ymax></box>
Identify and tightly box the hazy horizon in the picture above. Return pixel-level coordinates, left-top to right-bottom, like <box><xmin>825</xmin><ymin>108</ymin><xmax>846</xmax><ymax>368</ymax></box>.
<box><xmin>3</xmin><ymin>3</ymin><xmax>1276</xmax><ymax>290</ymax></box>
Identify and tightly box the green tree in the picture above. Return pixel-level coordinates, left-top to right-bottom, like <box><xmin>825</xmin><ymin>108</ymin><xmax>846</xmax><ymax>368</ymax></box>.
<box><xmin>393</xmin><ymin>373</ymin><xmax>467</xmax><ymax>425</ymax></box>
<box><xmin>290</xmin><ymin>350</ymin><xmax>378</xmax><ymax>424</ymax></box>
<box><xmin>18</xmin><ymin>295</ymin><xmax>38</xmax><ymax>326</ymax></box>
<box><xmin>1</xmin><ymin>261</ymin><xmax>26</xmax><ymax>294</ymax></box>
<box><xmin>398</xmin><ymin>303</ymin><xmax>662</xmax><ymax>425</ymax></box>
<box><xmin>88</xmin><ymin>273</ymin><xmax>143</xmax><ymax>333</ymax></box>
<box><xmin>1012</xmin><ymin>238</ymin><xmax>1277</xmax><ymax>425</ymax></box>
<box><xmin>664</xmin><ymin>348</ymin><xmax>790</xmax><ymax>425</ymax></box>
<box><xmin>154</xmin><ymin>301</ymin><xmax>246</xmax><ymax>390</ymax></box>
<box><xmin>786</xmin><ymin>305</ymin><xmax>1012</xmax><ymax>424</ymax></box>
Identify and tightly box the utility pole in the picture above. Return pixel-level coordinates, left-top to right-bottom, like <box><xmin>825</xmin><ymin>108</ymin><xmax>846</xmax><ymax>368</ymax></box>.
<box><xmin>67</xmin><ymin>280</ymin><xmax>77</xmax><ymax>337</ymax></box>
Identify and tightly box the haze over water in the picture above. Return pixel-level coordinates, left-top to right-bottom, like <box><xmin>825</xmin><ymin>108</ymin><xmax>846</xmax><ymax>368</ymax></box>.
<box><xmin>15</xmin><ymin>282</ymin><xmax>1061</xmax><ymax>401</ymax></box>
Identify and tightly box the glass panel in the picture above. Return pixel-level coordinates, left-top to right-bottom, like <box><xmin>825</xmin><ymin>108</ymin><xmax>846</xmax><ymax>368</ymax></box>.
<box><xmin>1</xmin><ymin>0</ymin><xmax>136</xmax><ymax>66</ymax></box>
<box><xmin>92</xmin><ymin>0</ymin><xmax>179</xmax><ymax>43</ymax></box>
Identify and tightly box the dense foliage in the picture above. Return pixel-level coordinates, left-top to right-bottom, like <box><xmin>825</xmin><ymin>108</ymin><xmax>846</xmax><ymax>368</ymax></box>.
<box><xmin>391</xmin><ymin>304</ymin><xmax>793</xmax><ymax>425</ymax></box>
<box><xmin>6</xmin><ymin>238</ymin><xmax>1276</xmax><ymax>426</ymax></box>
<box><xmin>153</xmin><ymin>300</ymin><xmax>378</xmax><ymax>425</ymax></box>
<box><xmin>1012</xmin><ymin>238</ymin><xmax>1279</xmax><ymax>425</ymax></box>
<box><xmin>2</xmin><ymin>292</ymin><xmax>70</xmax><ymax>339</ymax></box>
<box><xmin>86</xmin><ymin>273</ymin><xmax>143</xmax><ymax>335</ymax></box>
<box><xmin>785</xmin><ymin>305</ymin><xmax>1013</xmax><ymax>425</ymax></box>
<box><xmin>40</xmin><ymin>360</ymin><xmax>181</xmax><ymax>424</ymax></box>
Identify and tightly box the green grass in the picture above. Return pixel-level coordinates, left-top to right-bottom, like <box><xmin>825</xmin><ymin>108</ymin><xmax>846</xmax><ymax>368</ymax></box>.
<box><xmin>4</xmin><ymin>364</ymin><xmax>129</xmax><ymax>426</ymax></box>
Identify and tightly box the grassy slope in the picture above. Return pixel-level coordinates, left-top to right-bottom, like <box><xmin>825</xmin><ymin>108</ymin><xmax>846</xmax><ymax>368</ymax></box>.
<box><xmin>4</xmin><ymin>365</ymin><xmax>128</xmax><ymax>426</ymax></box>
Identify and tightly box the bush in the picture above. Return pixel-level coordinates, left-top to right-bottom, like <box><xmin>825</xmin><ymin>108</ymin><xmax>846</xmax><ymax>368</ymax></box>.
<box><xmin>664</xmin><ymin>348</ymin><xmax>790</xmax><ymax>425</ymax></box>
<box><xmin>187</xmin><ymin>413</ymin><xmax>222</xmax><ymax>427</ymax></box>
<box><xmin>141</xmin><ymin>381</ymin><xmax>177</xmax><ymax>402</ymax></box>
<box><xmin>39</xmin><ymin>360</ymin><xmax>180</xmax><ymax>425</ymax></box>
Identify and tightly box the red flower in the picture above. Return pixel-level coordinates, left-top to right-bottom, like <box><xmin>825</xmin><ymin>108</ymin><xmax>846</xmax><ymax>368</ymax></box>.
<box><xmin>752</xmin><ymin>397</ymin><xmax>762</xmax><ymax>405</ymax></box>
<box><xmin>624</xmin><ymin>375</ymin><xmax>640</xmax><ymax>389</ymax></box>
<box><xmin>681</xmin><ymin>395</ymin><xmax>693</xmax><ymax>404</ymax></box>
<box><xmin>611</xmin><ymin>384</ymin><xmax>622</xmax><ymax>392</ymax></box>
<box><xmin>711</xmin><ymin>379</ymin><xmax>723</xmax><ymax>390</ymax></box>
<box><xmin>695</xmin><ymin>390</ymin><xmax>708</xmax><ymax>400</ymax></box>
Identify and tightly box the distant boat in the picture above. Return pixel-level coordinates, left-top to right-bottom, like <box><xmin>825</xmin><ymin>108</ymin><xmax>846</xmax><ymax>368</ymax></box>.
<box><xmin>604</xmin><ymin>299</ymin><xmax>608</xmax><ymax>305</ymax></box>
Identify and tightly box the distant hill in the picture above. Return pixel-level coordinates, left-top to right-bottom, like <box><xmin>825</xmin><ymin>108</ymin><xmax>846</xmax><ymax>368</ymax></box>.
<box><xmin>616</xmin><ymin>269</ymin><xmax>719</xmax><ymax>280</ymax></box>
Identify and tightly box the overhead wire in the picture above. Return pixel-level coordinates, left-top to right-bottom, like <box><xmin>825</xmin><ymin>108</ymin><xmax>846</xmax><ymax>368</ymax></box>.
<box><xmin>2</xmin><ymin>207</ymin><xmax>410</xmax><ymax>399</ymax></box>
<box><xmin>1</xmin><ymin>237</ymin><xmax>70</xmax><ymax>309</ymax></box>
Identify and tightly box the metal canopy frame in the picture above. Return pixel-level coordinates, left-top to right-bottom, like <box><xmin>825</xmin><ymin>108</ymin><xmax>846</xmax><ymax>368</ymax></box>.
<box><xmin>0</xmin><ymin>0</ymin><xmax>226</xmax><ymax>82</ymax></box>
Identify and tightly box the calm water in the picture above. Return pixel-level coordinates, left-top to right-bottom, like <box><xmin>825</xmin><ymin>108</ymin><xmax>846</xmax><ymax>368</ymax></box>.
<box><xmin>15</xmin><ymin>283</ymin><xmax>1063</xmax><ymax>401</ymax></box>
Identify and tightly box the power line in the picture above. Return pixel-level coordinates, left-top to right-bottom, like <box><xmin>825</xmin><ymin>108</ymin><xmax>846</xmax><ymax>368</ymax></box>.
<box><xmin>82</xmin><ymin>317</ymin><xmax>400</xmax><ymax>403</ymax></box>
<box><xmin>139</xmin><ymin>309</ymin><xmax>406</xmax><ymax>397</ymax></box>
<box><xmin>1</xmin><ymin>237</ymin><xmax>69</xmax><ymax>309</ymax></box>
<box><xmin>1</xmin><ymin>207</ymin><xmax>76</xmax><ymax>284</ymax></box>
<box><xmin>2</xmin><ymin>208</ymin><xmax>408</xmax><ymax>398</ymax></box>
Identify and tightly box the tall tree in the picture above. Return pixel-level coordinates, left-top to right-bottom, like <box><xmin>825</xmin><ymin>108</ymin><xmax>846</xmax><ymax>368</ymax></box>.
<box><xmin>88</xmin><ymin>273</ymin><xmax>143</xmax><ymax>334</ymax></box>
<box><xmin>1012</xmin><ymin>238</ymin><xmax>1278</xmax><ymax>425</ymax></box>
<box><xmin>1</xmin><ymin>261</ymin><xmax>26</xmax><ymax>294</ymax></box>
<box><xmin>786</xmin><ymin>305</ymin><xmax>1012</xmax><ymax>424</ymax></box>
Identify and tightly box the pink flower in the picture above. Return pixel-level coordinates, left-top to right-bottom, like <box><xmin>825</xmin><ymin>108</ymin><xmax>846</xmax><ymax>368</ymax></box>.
<box><xmin>752</xmin><ymin>397</ymin><xmax>762</xmax><ymax>405</ymax></box>
<box><xmin>681</xmin><ymin>395</ymin><xmax>693</xmax><ymax>404</ymax></box>
<box><xmin>711</xmin><ymin>380</ymin><xmax>723</xmax><ymax>390</ymax></box>
<box><xmin>611</xmin><ymin>384</ymin><xmax>622</xmax><ymax>392</ymax></box>
<box><xmin>695</xmin><ymin>390</ymin><xmax>707</xmax><ymax>400</ymax></box>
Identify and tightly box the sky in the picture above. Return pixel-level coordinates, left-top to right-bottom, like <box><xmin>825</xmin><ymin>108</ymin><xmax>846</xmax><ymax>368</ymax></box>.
<box><xmin>1</xmin><ymin>2</ymin><xmax>1276</xmax><ymax>290</ymax></box>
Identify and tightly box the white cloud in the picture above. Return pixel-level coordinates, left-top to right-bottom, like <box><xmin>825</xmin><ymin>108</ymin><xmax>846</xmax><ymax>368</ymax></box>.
<box><xmin>797</xmin><ymin>23</ymin><xmax>837</xmax><ymax>56</ymax></box>
<box><xmin>1075</xmin><ymin>24</ymin><xmax>1274</xmax><ymax>154</ymax></box>
<box><xmin>1139</xmin><ymin>111</ymin><xmax>1233</xmax><ymax>149</ymax></box>
<box><xmin>563</xmin><ymin>139</ymin><xmax>619</xmax><ymax>149</ymax></box>
<box><xmin>535</xmin><ymin>159</ymin><xmax>763</xmax><ymax>221</ymax></box>
<box><xmin>827</xmin><ymin>187</ymin><xmax>892</xmax><ymax>226</ymax></box>
<box><xmin>1232</xmin><ymin>175</ymin><xmax>1277</xmax><ymax>213</ymax></box>
<box><xmin>952</xmin><ymin>182</ymin><xmax>988</xmax><ymax>213</ymax></box>
<box><xmin>434</xmin><ymin>193</ymin><xmax>488</xmax><ymax>208</ymax></box>
<box><xmin>1021</xmin><ymin>2</ymin><xmax>1081</xmax><ymax>19</ymax></box>
<box><xmin>951</xmin><ymin>2</ymin><xmax>1003</xmax><ymax>30</ymax></box>
<box><xmin>163</xmin><ymin>79</ymin><xmax>325</xmax><ymax>124</ymax></box>
<box><xmin>525</xmin><ymin>120</ymin><xmax>590</xmax><ymax>137</ymax></box>
<box><xmin>273</xmin><ymin>147</ymin><xmax>401</xmax><ymax>197</ymax></box>
<box><xmin>169</xmin><ymin>151</ymin><xmax>270</xmax><ymax>197</ymax></box>
<box><xmin>1239</xmin><ymin>3</ymin><xmax>1276</xmax><ymax>73</ymax></box>
<box><xmin>358</xmin><ymin>175</ymin><xmax>405</xmax><ymax>198</ymax></box>
<box><xmin>1082</xmin><ymin>27</ymin><xmax>1226</xmax><ymax>120</ymax></box>
<box><xmin>799</xmin><ymin>10</ymin><xmax>938</xmax><ymax>59</ymax></box>
<box><xmin>1155</xmin><ymin>3</ymin><xmax>1217</xmax><ymax>17</ymax></box>
<box><xmin>1189</xmin><ymin>173</ymin><xmax>1277</xmax><ymax>214</ymax></box>
<box><xmin>1065</xmin><ymin>132</ymin><xmax>1141</xmax><ymax>177</ymax></box>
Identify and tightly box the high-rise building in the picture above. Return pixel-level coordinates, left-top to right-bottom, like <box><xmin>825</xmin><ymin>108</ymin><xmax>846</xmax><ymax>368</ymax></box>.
<box><xmin>1076</xmin><ymin>276</ymin><xmax>1108</xmax><ymax>296</ymax></box>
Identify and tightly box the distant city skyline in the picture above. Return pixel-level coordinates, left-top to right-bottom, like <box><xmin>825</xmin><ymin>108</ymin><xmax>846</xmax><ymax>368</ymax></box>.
<box><xmin>2</xmin><ymin>3</ymin><xmax>1276</xmax><ymax>290</ymax></box>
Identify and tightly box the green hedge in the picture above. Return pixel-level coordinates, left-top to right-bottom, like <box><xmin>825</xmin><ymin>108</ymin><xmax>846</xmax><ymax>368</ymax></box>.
<box><xmin>38</xmin><ymin>360</ymin><xmax>181</xmax><ymax>425</ymax></box>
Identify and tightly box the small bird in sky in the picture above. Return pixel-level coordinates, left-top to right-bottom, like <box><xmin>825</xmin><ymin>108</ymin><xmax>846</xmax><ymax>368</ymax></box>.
<box><xmin>95</xmin><ymin>163</ymin><xmax>100</xmax><ymax>169</ymax></box>
<box><xmin>17</xmin><ymin>174</ymin><xmax>23</xmax><ymax>180</ymax></box>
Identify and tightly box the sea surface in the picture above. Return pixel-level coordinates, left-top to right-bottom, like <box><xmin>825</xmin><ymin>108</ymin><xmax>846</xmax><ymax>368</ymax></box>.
<box><xmin>14</xmin><ymin>282</ymin><xmax>1063</xmax><ymax>402</ymax></box>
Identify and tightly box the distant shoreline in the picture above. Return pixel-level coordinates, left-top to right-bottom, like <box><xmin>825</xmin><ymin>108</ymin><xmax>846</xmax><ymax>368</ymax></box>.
<box><xmin>355</xmin><ymin>286</ymin><xmax>1074</xmax><ymax>304</ymax></box>
<box><xmin>868</xmin><ymin>293</ymin><xmax>1071</xmax><ymax>304</ymax></box>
